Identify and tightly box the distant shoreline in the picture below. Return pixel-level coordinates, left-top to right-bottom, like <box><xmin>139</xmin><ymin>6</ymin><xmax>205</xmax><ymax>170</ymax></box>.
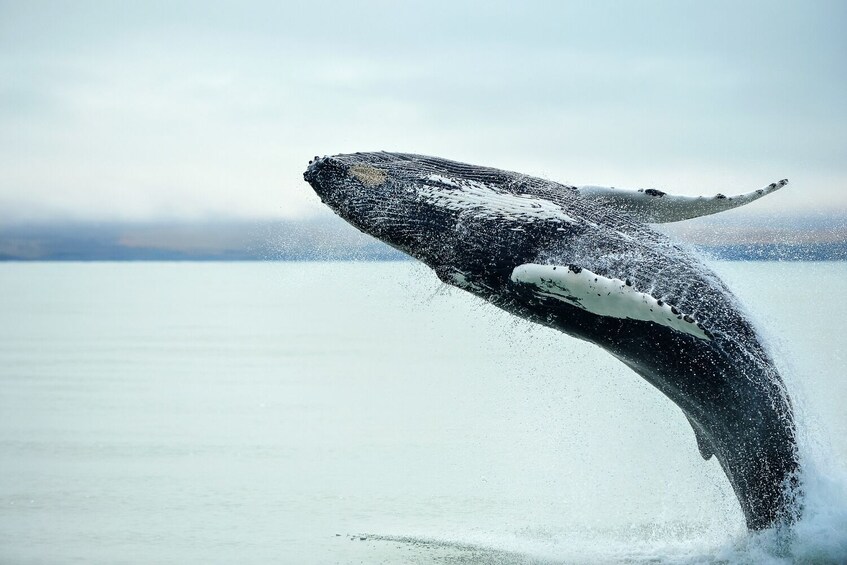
<box><xmin>2</xmin><ymin>245</ymin><xmax>844</xmax><ymax>262</ymax></box>
<box><xmin>2</xmin><ymin>217</ymin><xmax>845</xmax><ymax>262</ymax></box>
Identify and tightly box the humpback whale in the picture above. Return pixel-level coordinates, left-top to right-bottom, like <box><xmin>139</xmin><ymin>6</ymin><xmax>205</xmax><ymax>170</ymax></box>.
<box><xmin>303</xmin><ymin>152</ymin><xmax>800</xmax><ymax>530</ymax></box>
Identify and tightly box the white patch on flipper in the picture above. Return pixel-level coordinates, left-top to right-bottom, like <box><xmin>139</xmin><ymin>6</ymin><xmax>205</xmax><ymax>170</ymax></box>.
<box><xmin>576</xmin><ymin>179</ymin><xmax>788</xmax><ymax>223</ymax></box>
<box><xmin>510</xmin><ymin>263</ymin><xmax>711</xmax><ymax>341</ymax></box>
<box><xmin>421</xmin><ymin>174</ymin><xmax>577</xmax><ymax>224</ymax></box>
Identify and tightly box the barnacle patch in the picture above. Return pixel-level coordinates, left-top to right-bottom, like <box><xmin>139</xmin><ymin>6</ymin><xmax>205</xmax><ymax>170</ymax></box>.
<box><xmin>349</xmin><ymin>165</ymin><xmax>387</xmax><ymax>187</ymax></box>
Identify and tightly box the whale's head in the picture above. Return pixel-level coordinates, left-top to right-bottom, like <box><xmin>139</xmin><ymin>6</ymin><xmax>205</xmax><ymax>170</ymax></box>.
<box><xmin>304</xmin><ymin>152</ymin><xmax>578</xmax><ymax>290</ymax></box>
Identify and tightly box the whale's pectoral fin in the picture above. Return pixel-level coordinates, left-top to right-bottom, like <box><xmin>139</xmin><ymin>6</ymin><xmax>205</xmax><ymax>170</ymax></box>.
<box><xmin>685</xmin><ymin>415</ymin><xmax>715</xmax><ymax>460</ymax></box>
<box><xmin>575</xmin><ymin>179</ymin><xmax>788</xmax><ymax>223</ymax></box>
<box><xmin>510</xmin><ymin>263</ymin><xmax>712</xmax><ymax>341</ymax></box>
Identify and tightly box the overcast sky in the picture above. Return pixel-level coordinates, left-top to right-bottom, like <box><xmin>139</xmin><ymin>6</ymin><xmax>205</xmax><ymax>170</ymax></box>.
<box><xmin>1</xmin><ymin>0</ymin><xmax>845</xmax><ymax>223</ymax></box>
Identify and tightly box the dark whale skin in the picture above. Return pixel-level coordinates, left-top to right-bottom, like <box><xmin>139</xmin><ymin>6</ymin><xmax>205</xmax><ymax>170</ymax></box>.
<box><xmin>304</xmin><ymin>151</ymin><xmax>800</xmax><ymax>530</ymax></box>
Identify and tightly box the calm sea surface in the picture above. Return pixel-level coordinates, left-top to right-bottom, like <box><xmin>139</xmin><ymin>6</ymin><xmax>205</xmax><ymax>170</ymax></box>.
<box><xmin>1</xmin><ymin>261</ymin><xmax>845</xmax><ymax>564</ymax></box>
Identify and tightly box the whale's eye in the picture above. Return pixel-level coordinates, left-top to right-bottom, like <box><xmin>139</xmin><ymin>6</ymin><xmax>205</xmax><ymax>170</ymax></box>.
<box><xmin>348</xmin><ymin>165</ymin><xmax>387</xmax><ymax>187</ymax></box>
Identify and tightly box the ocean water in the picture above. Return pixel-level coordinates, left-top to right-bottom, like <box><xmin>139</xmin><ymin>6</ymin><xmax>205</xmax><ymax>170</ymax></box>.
<box><xmin>0</xmin><ymin>261</ymin><xmax>845</xmax><ymax>564</ymax></box>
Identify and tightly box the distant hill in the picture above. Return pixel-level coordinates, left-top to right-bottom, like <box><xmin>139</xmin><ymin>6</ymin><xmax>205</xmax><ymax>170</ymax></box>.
<box><xmin>0</xmin><ymin>218</ymin><xmax>405</xmax><ymax>261</ymax></box>
<box><xmin>1</xmin><ymin>214</ymin><xmax>845</xmax><ymax>261</ymax></box>
<box><xmin>658</xmin><ymin>212</ymin><xmax>847</xmax><ymax>261</ymax></box>
<box><xmin>699</xmin><ymin>242</ymin><xmax>847</xmax><ymax>261</ymax></box>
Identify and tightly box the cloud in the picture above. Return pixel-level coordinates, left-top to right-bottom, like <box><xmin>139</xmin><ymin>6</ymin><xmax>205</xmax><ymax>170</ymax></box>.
<box><xmin>0</xmin><ymin>0</ymin><xmax>845</xmax><ymax>222</ymax></box>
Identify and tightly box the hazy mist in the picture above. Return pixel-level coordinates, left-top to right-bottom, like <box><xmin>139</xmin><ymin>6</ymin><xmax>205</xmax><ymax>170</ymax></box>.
<box><xmin>2</xmin><ymin>1</ymin><xmax>846</xmax><ymax>225</ymax></box>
